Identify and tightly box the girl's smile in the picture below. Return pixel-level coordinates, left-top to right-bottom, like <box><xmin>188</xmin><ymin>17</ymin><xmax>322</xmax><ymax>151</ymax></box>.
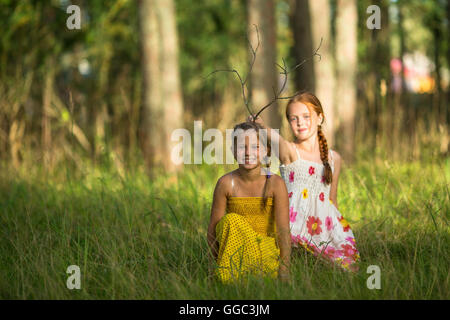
<box><xmin>233</xmin><ymin>129</ymin><xmax>268</xmax><ymax>170</ymax></box>
<box><xmin>287</xmin><ymin>102</ymin><xmax>323</xmax><ymax>142</ymax></box>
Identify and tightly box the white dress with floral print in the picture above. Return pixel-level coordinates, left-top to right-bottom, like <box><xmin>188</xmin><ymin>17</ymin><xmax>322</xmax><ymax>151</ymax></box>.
<box><xmin>279</xmin><ymin>147</ymin><xmax>359</xmax><ymax>270</ymax></box>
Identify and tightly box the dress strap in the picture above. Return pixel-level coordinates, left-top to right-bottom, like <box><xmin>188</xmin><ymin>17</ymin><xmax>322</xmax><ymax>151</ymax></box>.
<box><xmin>293</xmin><ymin>143</ymin><xmax>301</xmax><ymax>161</ymax></box>
<box><xmin>231</xmin><ymin>173</ymin><xmax>235</xmax><ymax>197</ymax></box>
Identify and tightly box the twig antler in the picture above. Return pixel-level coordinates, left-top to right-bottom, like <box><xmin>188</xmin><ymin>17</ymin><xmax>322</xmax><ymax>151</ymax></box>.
<box><xmin>205</xmin><ymin>24</ymin><xmax>261</xmax><ymax>116</ymax></box>
<box><xmin>252</xmin><ymin>37</ymin><xmax>323</xmax><ymax>121</ymax></box>
<box><xmin>206</xmin><ymin>26</ymin><xmax>323</xmax><ymax>122</ymax></box>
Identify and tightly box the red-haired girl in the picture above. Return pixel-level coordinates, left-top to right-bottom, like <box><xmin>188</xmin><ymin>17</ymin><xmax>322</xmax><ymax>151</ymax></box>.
<box><xmin>251</xmin><ymin>92</ymin><xmax>359</xmax><ymax>272</ymax></box>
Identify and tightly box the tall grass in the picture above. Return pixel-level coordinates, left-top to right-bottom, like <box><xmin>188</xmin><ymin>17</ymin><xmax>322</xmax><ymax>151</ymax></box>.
<box><xmin>0</xmin><ymin>156</ymin><xmax>448</xmax><ymax>299</ymax></box>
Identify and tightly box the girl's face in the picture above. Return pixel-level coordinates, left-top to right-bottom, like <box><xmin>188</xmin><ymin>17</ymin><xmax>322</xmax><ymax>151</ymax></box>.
<box><xmin>234</xmin><ymin>129</ymin><xmax>267</xmax><ymax>170</ymax></box>
<box><xmin>287</xmin><ymin>102</ymin><xmax>323</xmax><ymax>141</ymax></box>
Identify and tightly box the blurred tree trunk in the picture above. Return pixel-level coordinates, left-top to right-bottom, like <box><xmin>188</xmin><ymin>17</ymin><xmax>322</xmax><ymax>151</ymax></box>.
<box><xmin>398</xmin><ymin>1</ymin><xmax>416</xmax><ymax>158</ymax></box>
<box><xmin>429</xmin><ymin>7</ymin><xmax>446</xmax><ymax>155</ymax></box>
<box><xmin>92</xmin><ymin>43</ymin><xmax>112</xmax><ymax>161</ymax></box>
<box><xmin>429</xmin><ymin>4</ymin><xmax>448</xmax><ymax>153</ymax></box>
<box><xmin>139</xmin><ymin>0</ymin><xmax>183</xmax><ymax>173</ymax></box>
<box><xmin>291</xmin><ymin>0</ymin><xmax>335</xmax><ymax>145</ymax></box>
<box><xmin>42</xmin><ymin>57</ymin><xmax>55</xmax><ymax>168</ymax></box>
<box><xmin>398</xmin><ymin>2</ymin><xmax>407</xmax><ymax>106</ymax></box>
<box><xmin>310</xmin><ymin>0</ymin><xmax>335</xmax><ymax>146</ymax></box>
<box><xmin>447</xmin><ymin>0</ymin><xmax>450</xmax><ymax>102</ymax></box>
<box><xmin>129</xmin><ymin>75</ymin><xmax>141</xmax><ymax>164</ymax></box>
<box><xmin>446</xmin><ymin>0</ymin><xmax>450</xmax><ymax>154</ymax></box>
<box><xmin>248</xmin><ymin>0</ymin><xmax>281</xmax><ymax>129</ymax></box>
<box><xmin>432</xmin><ymin>22</ymin><xmax>442</xmax><ymax>118</ymax></box>
<box><xmin>367</xmin><ymin>0</ymin><xmax>391</xmax><ymax>155</ymax></box>
<box><xmin>290</xmin><ymin>0</ymin><xmax>315</xmax><ymax>92</ymax></box>
<box><xmin>447</xmin><ymin>0</ymin><xmax>450</xmax><ymax>109</ymax></box>
<box><xmin>335</xmin><ymin>0</ymin><xmax>357</xmax><ymax>163</ymax></box>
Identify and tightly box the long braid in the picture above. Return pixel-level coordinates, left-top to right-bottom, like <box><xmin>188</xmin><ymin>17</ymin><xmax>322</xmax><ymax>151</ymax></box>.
<box><xmin>261</xmin><ymin>151</ymin><xmax>272</xmax><ymax>209</ymax></box>
<box><xmin>317</xmin><ymin>125</ymin><xmax>332</xmax><ymax>185</ymax></box>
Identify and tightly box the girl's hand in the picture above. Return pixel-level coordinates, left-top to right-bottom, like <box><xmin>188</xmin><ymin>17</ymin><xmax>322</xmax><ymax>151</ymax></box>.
<box><xmin>247</xmin><ymin>114</ymin><xmax>265</xmax><ymax>127</ymax></box>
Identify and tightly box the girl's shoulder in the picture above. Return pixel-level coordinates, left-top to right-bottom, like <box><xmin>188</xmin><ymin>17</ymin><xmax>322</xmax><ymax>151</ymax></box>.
<box><xmin>280</xmin><ymin>141</ymin><xmax>297</xmax><ymax>164</ymax></box>
<box><xmin>214</xmin><ymin>172</ymin><xmax>234</xmax><ymax>196</ymax></box>
<box><xmin>267</xmin><ymin>173</ymin><xmax>287</xmax><ymax>194</ymax></box>
<box><xmin>216</xmin><ymin>171</ymin><xmax>235</xmax><ymax>187</ymax></box>
<box><xmin>268</xmin><ymin>172</ymin><xmax>284</xmax><ymax>184</ymax></box>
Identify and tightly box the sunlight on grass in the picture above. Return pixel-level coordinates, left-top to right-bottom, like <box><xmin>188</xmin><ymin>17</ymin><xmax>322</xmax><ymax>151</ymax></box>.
<box><xmin>0</xmin><ymin>157</ymin><xmax>448</xmax><ymax>299</ymax></box>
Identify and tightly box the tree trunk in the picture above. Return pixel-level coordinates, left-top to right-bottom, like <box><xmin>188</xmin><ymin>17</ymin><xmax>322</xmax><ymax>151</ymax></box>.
<box><xmin>290</xmin><ymin>0</ymin><xmax>315</xmax><ymax>93</ymax></box>
<box><xmin>139</xmin><ymin>0</ymin><xmax>183</xmax><ymax>173</ymax></box>
<box><xmin>432</xmin><ymin>25</ymin><xmax>442</xmax><ymax>120</ymax></box>
<box><xmin>447</xmin><ymin>0</ymin><xmax>450</xmax><ymax>121</ymax></box>
<box><xmin>309</xmin><ymin>0</ymin><xmax>335</xmax><ymax>146</ymax></box>
<box><xmin>42</xmin><ymin>57</ymin><xmax>55</xmax><ymax>168</ymax></box>
<box><xmin>291</xmin><ymin>0</ymin><xmax>335</xmax><ymax>145</ymax></box>
<box><xmin>398</xmin><ymin>1</ymin><xmax>414</xmax><ymax>158</ymax></box>
<box><xmin>363</xmin><ymin>0</ymin><xmax>391</xmax><ymax>157</ymax></box>
<box><xmin>445</xmin><ymin>0</ymin><xmax>450</xmax><ymax>154</ymax></box>
<box><xmin>335</xmin><ymin>0</ymin><xmax>357</xmax><ymax>163</ymax></box>
<box><xmin>248</xmin><ymin>0</ymin><xmax>281</xmax><ymax>129</ymax></box>
<box><xmin>435</xmin><ymin>1</ymin><xmax>448</xmax><ymax>155</ymax></box>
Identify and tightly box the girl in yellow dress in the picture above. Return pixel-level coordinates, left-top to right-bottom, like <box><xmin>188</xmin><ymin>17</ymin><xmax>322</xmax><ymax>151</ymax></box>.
<box><xmin>207</xmin><ymin>122</ymin><xmax>291</xmax><ymax>283</ymax></box>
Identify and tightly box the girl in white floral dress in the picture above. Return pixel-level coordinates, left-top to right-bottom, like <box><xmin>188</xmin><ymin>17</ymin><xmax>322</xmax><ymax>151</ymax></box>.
<box><xmin>251</xmin><ymin>92</ymin><xmax>360</xmax><ymax>271</ymax></box>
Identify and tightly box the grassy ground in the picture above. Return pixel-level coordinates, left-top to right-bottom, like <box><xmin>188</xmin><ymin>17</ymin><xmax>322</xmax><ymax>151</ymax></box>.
<box><xmin>0</xmin><ymin>156</ymin><xmax>448</xmax><ymax>299</ymax></box>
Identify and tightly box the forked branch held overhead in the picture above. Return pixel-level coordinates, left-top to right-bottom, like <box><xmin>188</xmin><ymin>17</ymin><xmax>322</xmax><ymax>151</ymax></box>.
<box><xmin>206</xmin><ymin>25</ymin><xmax>323</xmax><ymax>122</ymax></box>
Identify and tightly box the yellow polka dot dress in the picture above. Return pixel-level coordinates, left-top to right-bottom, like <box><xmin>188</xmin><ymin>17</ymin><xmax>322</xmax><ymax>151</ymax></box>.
<box><xmin>215</xmin><ymin>197</ymin><xmax>280</xmax><ymax>283</ymax></box>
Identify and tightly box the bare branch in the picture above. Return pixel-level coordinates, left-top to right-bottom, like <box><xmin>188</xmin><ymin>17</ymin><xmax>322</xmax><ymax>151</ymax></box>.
<box><xmin>288</xmin><ymin>37</ymin><xmax>323</xmax><ymax>73</ymax></box>
<box><xmin>204</xmin><ymin>25</ymin><xmax>261</xmax><ymax>117</ymax></box>
<box><xmin>205</xmin><ymin>68</ymin><xmax>252</xmax><ymax>116</ymax></box>
<box><xmin>243</xmin><ymin>24</ymin><xmax>260</xmax><ymax>86</ymax></box>
<box><xmin>205</xmin><ymin>24</ymin><xmax>323</xmax><ymax>122</ymax></box>
<box><xmin>252</xmin><ymin>38</ymin><xmax>323</xmax><ymax>120</ymax></box>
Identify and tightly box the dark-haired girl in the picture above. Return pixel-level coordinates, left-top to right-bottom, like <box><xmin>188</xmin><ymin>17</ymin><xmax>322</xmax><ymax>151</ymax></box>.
<box><xmin>207</xmin><ymin>122</ymin><xmax>291</xmax><ymax>283</ymax></box>
<box><xmin>251</xmin><ymin>92</ymin><xmax>359</xmax><ymax>272</ymax></box>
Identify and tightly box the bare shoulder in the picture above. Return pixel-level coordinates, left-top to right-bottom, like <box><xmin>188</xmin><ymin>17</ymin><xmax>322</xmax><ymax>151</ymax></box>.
<box><xmin>331</xmin><ymin>150</ymin><xmax>342</xmax><ymax>170</ymax></box>
<box><xmin>217</xmin><ymin>172</ymin><xmax>231</xmax><ymax>184</ymax></box>
<box><xmin>270</xmin><ymin>173</ymin><xmax>285</xmax><ymax>184</ymax></box>
<box><xmin>281</xmin><ymin>141</ymin><xmax>298</xmax><ymax>164</ymax></box>
<box><xmin>215</xmin><ymin>172</ymin><xmax>233</xmax><ymax>196</ymax></box>
<box><xmin>269</xmin><ymin>174</ymin><xmax>288</xmax><ymax>192</ymax></box>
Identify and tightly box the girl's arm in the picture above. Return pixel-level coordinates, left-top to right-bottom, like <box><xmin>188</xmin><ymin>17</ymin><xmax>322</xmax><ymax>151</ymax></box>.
<box><xmin>329</xmin><ymin>150</ymin><xmax>342</xmax><ymax>210</ymax></box>
<box><xmin>248</xmin><ymin>115</ymin><xmax>296</xmax><ymax>165</ymax></box>
<box><xmin>207</xmin><ymin>176</ymin><xmax>228</xmax><ymax>262</ymax></box>
<box><xmin>271</xmin><ymin>175</ymin><xmax>291</xmax><ymax>281</ymax></box>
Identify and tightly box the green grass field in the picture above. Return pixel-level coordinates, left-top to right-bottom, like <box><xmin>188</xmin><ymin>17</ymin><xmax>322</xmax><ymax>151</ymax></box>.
<box><xmin>0</xmin><ymin>157</ymin><xmax>449</xmax><ymax>299</ymax></box>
